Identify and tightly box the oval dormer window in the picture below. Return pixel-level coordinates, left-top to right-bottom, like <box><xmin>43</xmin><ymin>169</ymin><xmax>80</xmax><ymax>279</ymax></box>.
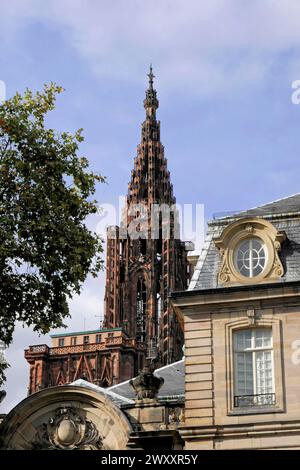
<box><xmin>234</xmin><ymin>238</ymin><xmax>267</xmax><ymax>278</ymax></box>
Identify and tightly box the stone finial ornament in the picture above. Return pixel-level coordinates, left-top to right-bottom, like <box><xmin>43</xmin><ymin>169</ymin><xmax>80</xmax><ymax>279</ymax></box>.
<box><xmin>247</xmin><ymin>307</ymin><xmax>256</xmax><ymax>325</ymax></box>
<box><xmin>129</xmin><ymin>364</ymin><xmax>164</xmax><ymax>401</ymax></box>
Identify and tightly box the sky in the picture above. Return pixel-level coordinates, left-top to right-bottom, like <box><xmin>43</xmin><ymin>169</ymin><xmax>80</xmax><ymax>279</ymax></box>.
<box><xmin>1</xmin><ymin>0</ymin><xmax>300</xmax><ymax>412</ymax></box>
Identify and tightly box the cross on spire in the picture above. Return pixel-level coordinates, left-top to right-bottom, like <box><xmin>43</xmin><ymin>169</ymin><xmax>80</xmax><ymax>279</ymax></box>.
<box><xmin>144</xmin><ymin>64</ymin><xmax>159</xmax><ymax>117</ymax></box>
<box><xmin>147</xmin><ymin>64</ymin><xmax>155</xmax><ymax>90</ymax></box>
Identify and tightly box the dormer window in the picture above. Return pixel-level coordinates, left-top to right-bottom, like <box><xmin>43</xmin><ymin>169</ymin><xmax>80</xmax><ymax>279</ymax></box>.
<box><xmin>215</xmin><ymin>218</ymin><xmax>286</xmax><ymax>285</ymax></box>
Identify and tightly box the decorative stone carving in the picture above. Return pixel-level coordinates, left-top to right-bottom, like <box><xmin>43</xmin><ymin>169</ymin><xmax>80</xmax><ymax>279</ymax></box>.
<box><xmin>219</xmin><ymin>260</ymin><xmax>231</xmax><ymax>284</ymax></box>
<box><xmin>245</xmin><ymin>224</ymin><xmax>254</xmax><ymax>233</ymax></box>
<box><xmin>247</xmin><ymin>307</ymin><xmax>256</xmax><ymax>325</ymax></box>
<box><xmin>273</xmin><ymin>259</ymin><xmax>284</xmax><ymax>277</ymax></box>
<box><xmin>168</xmin><ymin>407</ymin><xmax>183</xmax><ymax>425</ymax></box>
<box><xmin>215</xmin><ymin>218</ymin><xmax>286</xmax><ymax>286</ymax></box>
<box><xmin>129</xmin><ymin>364</ymin><xmax>164</xmax><ymax>401</ymax></box>
<box><xmin>246</xmin><ymin>307</ymin><xmax>263</xmax><ymax>325</ymax></box>
<box><xmin>31</xmin><ymin>406</ymin><xmax>103</xmax><ymax>450</ymax></box>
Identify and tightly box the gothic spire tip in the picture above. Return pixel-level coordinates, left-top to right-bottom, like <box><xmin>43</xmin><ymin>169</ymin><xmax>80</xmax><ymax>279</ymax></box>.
<box><xmin>147</xmin><ymin>64</ymin><xmax>155</xmax><ymax>90</ymax></box>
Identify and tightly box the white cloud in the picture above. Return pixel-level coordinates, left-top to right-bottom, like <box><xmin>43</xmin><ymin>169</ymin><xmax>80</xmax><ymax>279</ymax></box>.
<box><xmin>2</xmin><ymin>0</ymin><xmax>300</xmax><ymax>95</ymax></box>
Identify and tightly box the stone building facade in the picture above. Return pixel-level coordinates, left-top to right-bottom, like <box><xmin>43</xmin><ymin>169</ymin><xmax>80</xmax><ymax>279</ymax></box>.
<box><xmin>171</xmin><ymin>194</ymin><xmax>300</xmax><ymax>450</ymax></box>
<box><xmin>24</xmin><ymin>328</ymin><xmax>142</xmax><ymax>394</ymax></box>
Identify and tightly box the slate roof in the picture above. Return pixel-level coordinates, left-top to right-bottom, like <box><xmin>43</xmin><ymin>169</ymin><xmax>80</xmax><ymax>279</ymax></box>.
<box><xmin>220</xmin><ymin>193</ymin><xmax>300</xmax><ymax>219</ymax></box>
<box><xmin>189</xmin><ymin>194</ymin><xmax>300</xmax><ymax>291</ymax></box>
<box><xmin>70</xmin><ymin>379</ymin><xmax>135</xmax><ymax>406</ymax></box>
<box><xmin>108</xmin><ymin>359</ymin><xmax>185</xmax><ymax>402</ymax></box>
<box><xmin>70</xmin><ymin>360</ymin><xmax>185</xmax><ymax>407</ymax></box>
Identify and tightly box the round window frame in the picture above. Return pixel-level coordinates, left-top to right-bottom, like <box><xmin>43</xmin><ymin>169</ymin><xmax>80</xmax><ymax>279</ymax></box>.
<box><xmin>228</xmin><ymin>229</ymin><xmax>274</xmax><ymax>284</ymax></box>
<box><xmin>233</xmin><ymin>237</ymin><xmax>268</xmax><ymax>279</ymax></box>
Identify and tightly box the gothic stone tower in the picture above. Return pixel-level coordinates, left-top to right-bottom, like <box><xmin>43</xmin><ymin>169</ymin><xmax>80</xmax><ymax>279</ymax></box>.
<box><xmin>104</xmin><ymin>67</ymin><xmax>191</xmax><ymax>371</ymax></box>
<box><xmin>25</xmin><ymin>69</ymin><xmax>192</xmax><ymax>394</ymax></box>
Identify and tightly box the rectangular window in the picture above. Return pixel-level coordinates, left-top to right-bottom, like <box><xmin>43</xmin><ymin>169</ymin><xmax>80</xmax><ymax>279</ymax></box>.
<box><xmin>95</xmin><ymin>334</ymin><xmax>101</xmax><ymax>344</ymax></box>
<box><xmin>70</xmin><ymin>337</ymin><xmax>77</xmax><ymax>346</ymax></box>
<box><xmin>83</xmin><ymin>336</ymin><xmax>89</xmax><ymax>344</ymax></box>
<box><xmin>234</xmin><ymin>328</ymin><xmax>275</xmax><ymax>408</ymax></box>
<box><xmin>58</xmin><ymin>338</ymin><xmax>65</xmax><ymax>347</ymax></box>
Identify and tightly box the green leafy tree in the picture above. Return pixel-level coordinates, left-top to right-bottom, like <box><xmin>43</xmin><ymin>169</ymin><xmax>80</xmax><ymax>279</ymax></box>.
<box><xmin>0</xmin><ymin>84</ymin><xmax>104</xmax><ymax>384</ymax></box>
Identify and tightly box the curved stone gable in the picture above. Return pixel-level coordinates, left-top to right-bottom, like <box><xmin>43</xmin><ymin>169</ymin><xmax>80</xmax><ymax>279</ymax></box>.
<box><xmin>0</xmin><ymin>385</ymin><xmax>132</xmax><ymax>450</ymax></box>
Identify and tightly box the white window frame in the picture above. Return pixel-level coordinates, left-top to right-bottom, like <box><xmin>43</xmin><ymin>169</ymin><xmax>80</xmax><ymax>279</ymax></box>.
<box><xmin>225</xmin><ymin>319</ymin><xmax>285</xmax><ymax>416</ymax></box>
<box><xmin>233</xmin><ymin>328</ymin><xmax>275</xmax><ymax>407</ymax></box>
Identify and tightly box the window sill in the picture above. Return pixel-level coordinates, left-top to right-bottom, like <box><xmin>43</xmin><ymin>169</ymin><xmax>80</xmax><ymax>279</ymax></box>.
<box><xmin>228</xmin><ymin>406</ymin><xmax>284</xmax><ymax>416</ymax></box>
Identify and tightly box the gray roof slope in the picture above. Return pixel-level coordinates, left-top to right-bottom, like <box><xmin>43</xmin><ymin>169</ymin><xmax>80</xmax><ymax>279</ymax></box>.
<box><xmin>70</xmin><ymin>361</ymin><xmax>185</xmax><ymax>407</ymax></box>
<box><xmin>108</xmin><ymin>359</ymin><xmax>185</xmax><ymax>401</ymax></box>
<box><xmin>189</xmin><ymin>194</ymin><xmax>300</xmax><ymax>291</ymax></box>
<box><xmin>220</xmin><ymin>193</ymin><xmax>300</xmax><ymax>220</ymax></box>
<box><xmin>70</xmin><ymin>379</ymin><xmax>135</xmax><ymax>406</ymax></box>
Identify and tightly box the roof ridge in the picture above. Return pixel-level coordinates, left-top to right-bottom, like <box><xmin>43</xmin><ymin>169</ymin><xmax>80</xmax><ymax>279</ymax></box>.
<box><xmin>214</xmin><ymin>192</ymin><xmax>300</xmax><ymax>221</ymax></box>
<box><xmin>70</xmin><ymin>379</ymin><xmax>134</xmax><ymax>404</ymax></box>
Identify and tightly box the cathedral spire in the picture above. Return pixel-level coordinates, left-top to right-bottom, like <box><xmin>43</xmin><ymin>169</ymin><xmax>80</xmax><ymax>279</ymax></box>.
<box><xmin>144</xmin><ymin>65</ymin><xmax>159</xmax><ymax>118</ymax></box>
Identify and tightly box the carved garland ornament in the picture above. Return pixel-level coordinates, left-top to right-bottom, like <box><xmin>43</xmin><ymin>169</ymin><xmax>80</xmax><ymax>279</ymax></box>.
<box><xmin>215</xmin><ymin>218</ymin><xmax>286</xmax><ymax>285</ymax></box>
<box><xmin>31</xmin><ymin>406</ymin><xmax>104</xmax><ymax>450</ymax></box>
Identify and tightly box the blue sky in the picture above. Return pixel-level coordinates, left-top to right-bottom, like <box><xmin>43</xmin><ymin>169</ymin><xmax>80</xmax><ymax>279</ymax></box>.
<box><xmin>1</xmin><ymin>0</ymin><xmax>300</xmax><ymax>411</ymax></box>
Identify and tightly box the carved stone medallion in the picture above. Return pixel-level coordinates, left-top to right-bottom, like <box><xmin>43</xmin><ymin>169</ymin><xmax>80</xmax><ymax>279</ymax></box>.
<box><xmin>31</xmin><ymin>406</ymin><xmax>103</xmax><ymax>450</ymax></box>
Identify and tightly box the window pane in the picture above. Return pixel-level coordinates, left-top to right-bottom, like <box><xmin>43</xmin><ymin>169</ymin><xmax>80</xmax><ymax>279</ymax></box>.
<box><xmin>235</xmin><ymin>352</ymin><xmax>254</xmax><ymax>395</ymax></box>
<box><xmin>252</xmin><ymin>264</ymin><xmax>263</xmax><ymax>277</ymax></box>
<box><xmin>240</xmin><ymin>266</ymin><xmax>249</xmax><ymax>277</ymax></box>
<box><xmin>234</xmin><ymin>329</ymin><xmax>252</xmax><ymax>350</ymax></box>
<box><xmin>255</xmin><ymin>329</ymin><xmax>272</xmax><ymax>348</ymax></box>
<box><xmin>255</xmin><ymin>350</ymin><xmax>274</xmax><ymax>395</ymax></box>
<box><xmin>96</xmin><ymin>334</ymin><xmax>101</xmax><ymax>343</ymax></box>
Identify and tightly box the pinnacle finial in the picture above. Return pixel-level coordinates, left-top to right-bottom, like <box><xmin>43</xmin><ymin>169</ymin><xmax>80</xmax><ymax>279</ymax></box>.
<box><xmin>147</xmin><ymin>64</ymin><xmax>155</xmax><ymax>90</ymax></box>
<box><xmin>144</xmin><ymin>64</ymin><xmax>159</xmax><ymax>116</ymax></box>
